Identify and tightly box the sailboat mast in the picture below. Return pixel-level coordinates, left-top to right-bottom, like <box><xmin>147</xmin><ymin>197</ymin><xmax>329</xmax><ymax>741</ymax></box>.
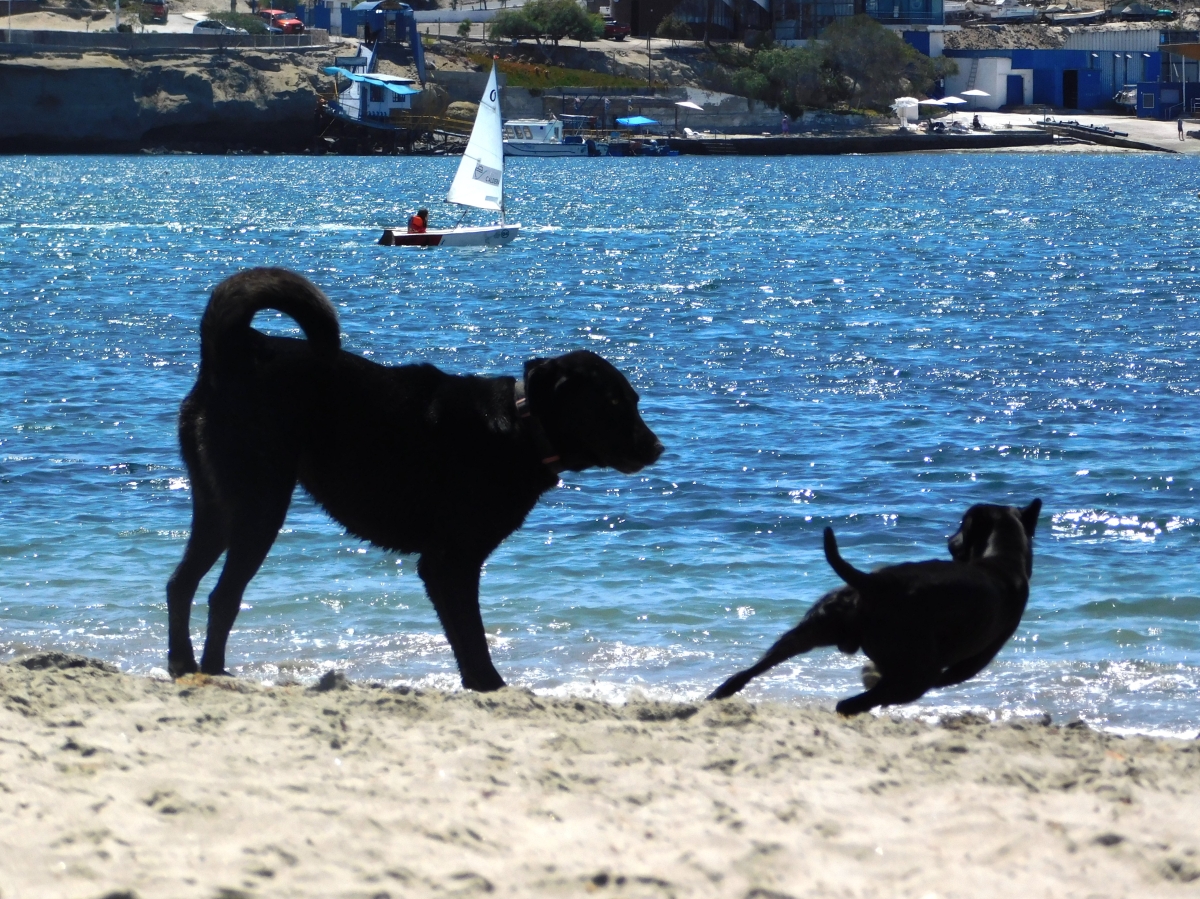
<box><xmin>498</xmin><ymin>57</ymin><xmax>506</xmax><ymax>226</ymax></box>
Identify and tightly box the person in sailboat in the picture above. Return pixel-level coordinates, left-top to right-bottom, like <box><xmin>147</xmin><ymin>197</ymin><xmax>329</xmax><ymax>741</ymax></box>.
<box><xmin>407</xmin><ymin>208</ymin><xmax>429</xmax><ymax>234</ymax></box>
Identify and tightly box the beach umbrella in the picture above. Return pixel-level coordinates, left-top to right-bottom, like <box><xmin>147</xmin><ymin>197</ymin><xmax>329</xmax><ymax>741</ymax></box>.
<box><xmin>917</xmin><ymin>98</ymin><xmax>945</xmax><ymax>121</ymax></box>
<box><xmin>962</xmin><ymin>88</ymin><xmax>990</xmax><ymax>111</ymax></box>
<box><xmin>941</xmin><ymin>95</ymin><xmax>968</xmax><ymax>120</ymax></box>
<box><xmin>674</xmin><ymin>100</ymin><xmax>703</xmax><ymax>132</ymax></box>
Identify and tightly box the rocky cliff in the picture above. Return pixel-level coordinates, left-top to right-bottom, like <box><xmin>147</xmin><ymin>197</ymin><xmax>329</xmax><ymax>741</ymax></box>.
<box><xmin>0</xmin><ymin>48</ymin><xmax>332</xmax><ymax>152</ymax></box>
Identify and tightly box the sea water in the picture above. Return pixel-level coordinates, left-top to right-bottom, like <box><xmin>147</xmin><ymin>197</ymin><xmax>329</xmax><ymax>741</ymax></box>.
<box><xmin>1</xmin><ymin>152</ymin><xmax>1198</xmax><ymax>737</ymax></box>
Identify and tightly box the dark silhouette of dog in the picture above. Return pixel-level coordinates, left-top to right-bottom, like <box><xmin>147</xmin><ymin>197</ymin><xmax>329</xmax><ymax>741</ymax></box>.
<box><xmin>709</xmin><ymin>499</ymin><xmax>1042</xmax><ymax>714</ymax></box>
<box><xmin>166</xmin><ymin>267</ymin><xmax>664</xmax><ymax>691</ymax></box>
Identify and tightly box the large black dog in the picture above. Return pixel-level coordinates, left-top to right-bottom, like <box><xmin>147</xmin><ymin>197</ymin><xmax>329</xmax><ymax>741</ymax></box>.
<box><xmin>709</xmin><ymin>500</ymin><xmax>1041</xmax><ymax>714</ymax></box>
<box><xmin>167</xmin><ymin>267</ymin><xmax>664</xmax><ymax>690</ymax></box>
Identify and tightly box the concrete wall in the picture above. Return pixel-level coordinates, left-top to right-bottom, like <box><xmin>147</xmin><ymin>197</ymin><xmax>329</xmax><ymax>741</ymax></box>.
<box><xmin>944</xmin><ymin>56</ymin><xmax>1012</xmax><ymax>109</ymax></box>
<box><xmin>0</xmin><ymin>28</ymin><xmax>330</xmax><ymax>50</ymax></box>
<box><xmin>528</xmin><ymin>88</ymin><xmax>868</xmax><ymax>133</ymax></box>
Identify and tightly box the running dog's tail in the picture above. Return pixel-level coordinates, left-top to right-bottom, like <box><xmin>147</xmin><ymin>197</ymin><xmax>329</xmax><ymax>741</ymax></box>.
<box><xmin>199</xmin><ymin>267</ymin><xmax>340</xmax><ymax>375</ymax></box>
<box><xmin>823</xmin><ymin>527</ymin><xmax>871</xmax><ymax>591</ymax></box>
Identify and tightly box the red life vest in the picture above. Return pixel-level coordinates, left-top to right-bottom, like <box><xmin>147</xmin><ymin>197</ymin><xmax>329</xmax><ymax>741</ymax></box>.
<box><xmin>407</xmin><ymin>215</ymin><xmax>427</xmax><ymax>234</ymax></box>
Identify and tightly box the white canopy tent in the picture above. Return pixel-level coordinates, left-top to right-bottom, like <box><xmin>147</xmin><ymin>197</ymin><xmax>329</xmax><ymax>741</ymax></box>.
<box><xmin>891</xmin><ymin>96</ymin><xmax>920</xmax><ymax>126</ymax></box>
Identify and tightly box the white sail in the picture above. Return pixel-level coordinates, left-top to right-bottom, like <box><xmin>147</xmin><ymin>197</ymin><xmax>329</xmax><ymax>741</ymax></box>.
<box><xmin>445</xmin><ymin>64</ymin><xmax>504</xmax><ymax>214</ymax></box>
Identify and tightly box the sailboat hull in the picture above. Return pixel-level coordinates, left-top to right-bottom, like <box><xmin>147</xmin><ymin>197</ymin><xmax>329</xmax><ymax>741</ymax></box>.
<box><xmin>380</xmin><ymin>224</ymin><xmax>520</xmax><ymax>247</ymax></box>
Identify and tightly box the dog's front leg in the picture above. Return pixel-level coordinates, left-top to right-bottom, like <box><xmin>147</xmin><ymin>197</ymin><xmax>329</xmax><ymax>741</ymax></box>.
<box><xmin>417</xmin><ymin>553</ymin><xmax>505</xmax><ymax>692</ymax></box>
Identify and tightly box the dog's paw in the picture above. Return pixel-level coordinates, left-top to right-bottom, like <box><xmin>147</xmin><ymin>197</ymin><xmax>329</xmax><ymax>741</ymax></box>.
<box><xmin>708</xmin><ymin>673</ymin><xmax>750</xmax><ymax>700</ymax></box>
<box><xmin>167</xmin><ymin>659</ymin><xmax>199</xmax><ymax>679</ymax></box>
<box><xmin>834</xmin><ymin>695</ymin><xmax>870</xmax><ymax>716</ymax></box>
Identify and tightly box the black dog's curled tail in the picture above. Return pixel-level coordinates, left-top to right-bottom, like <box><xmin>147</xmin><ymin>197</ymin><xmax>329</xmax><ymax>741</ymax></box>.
<box><xmin>199</xmin><ymin>267</ymin><xmax>340</xmax><ymax>374</ymax></box>
<box><xmin>823</xmin><ymin>527</ymin><xmax>870</xmax><ymax>591</ymax></box>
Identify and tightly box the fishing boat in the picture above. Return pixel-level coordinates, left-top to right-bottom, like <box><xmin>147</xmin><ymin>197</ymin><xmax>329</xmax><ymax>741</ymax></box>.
<box><xmin>503</xmin><ymin>118</ymin><xmax>590</xmax><ymax>157</ymax></box>
<box><xmin>378</xmin><ymin>63</ymin><xmax>519</xmax><ymax>248</ymax></box>
<box><xmin>1046</xmin><ymin>7</ymin><xmax>1106</xmax><ymax>22</ymax></box>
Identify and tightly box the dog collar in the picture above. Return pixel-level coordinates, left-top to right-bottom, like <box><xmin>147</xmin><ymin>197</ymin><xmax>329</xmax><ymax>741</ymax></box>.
<box><xmin>513</xmin><ymin>379</ymin><xmax>564</xmax><ymax>474</ymax></box>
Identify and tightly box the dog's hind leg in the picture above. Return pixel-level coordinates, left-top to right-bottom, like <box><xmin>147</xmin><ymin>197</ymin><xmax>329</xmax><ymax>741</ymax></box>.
<box><xmin>166</xmin><ymin>497</ymin><xmax>228</xmax><ymax>678</ymax></box>
<box><xmin>930</xmin><ymin>633</ymin><xmax>1011</xmax><ymax>689</ymax></box>
<box><xmin>834</xmin><ymin>674</ymin><xmax>934</xmax><ymax>716</ymax></box>
<box><xmin>708</xmin><ymin>586</ymin><xmax>861</xmax><ymax>700</ymax></box>
<box><xmin>197</xmin><ymin>490</ymin><xmax>292</xmax><ymax>675</ymax></box>
<box><xmin>417</xmin><ymin>554</ymin><xmax>505</xmax><ymax>692</ymax></box>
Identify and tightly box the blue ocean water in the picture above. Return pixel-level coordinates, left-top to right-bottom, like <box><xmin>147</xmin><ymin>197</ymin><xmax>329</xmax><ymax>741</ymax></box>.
<box><xmin>1</xmin><ymin>152</ymin><xmax>1198</xmax><ymax>736</ymax></box>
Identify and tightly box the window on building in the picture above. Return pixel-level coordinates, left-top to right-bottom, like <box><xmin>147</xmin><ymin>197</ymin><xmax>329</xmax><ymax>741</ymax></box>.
<box><xmin>1142</xmin><ymin>93</ymin><xmax>1155</xmax><ymax>108</ymax></box>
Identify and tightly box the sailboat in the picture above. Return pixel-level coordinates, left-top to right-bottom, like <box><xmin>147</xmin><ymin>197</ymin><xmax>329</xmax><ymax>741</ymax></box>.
<box><xmin>379</xmin><ymin>63</ymin><xmax>520</xmax><ymax>248</ymax></box>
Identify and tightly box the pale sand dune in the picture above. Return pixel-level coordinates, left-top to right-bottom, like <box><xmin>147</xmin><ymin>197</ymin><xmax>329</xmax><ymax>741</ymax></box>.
<box><xmin>1</xmin><ymin>654</ymin><xmax>1198</xmax><ymax>899</ymax></box>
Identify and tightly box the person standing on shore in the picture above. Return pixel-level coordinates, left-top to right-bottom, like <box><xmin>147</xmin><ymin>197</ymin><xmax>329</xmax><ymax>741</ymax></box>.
<box><xmin>781</xmin><ymin>114</ymin><xmax>790</xmax><ymax>136</ymax></box>
<box><xmin>1179</xmin><ymin>117</ymin><xmax>1186</xmax><ymax>141</ymax></box>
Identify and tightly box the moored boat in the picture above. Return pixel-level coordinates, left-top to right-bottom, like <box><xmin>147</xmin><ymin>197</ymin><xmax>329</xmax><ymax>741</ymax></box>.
<box><xmin>502</xmin><ymin>118</ymin><xmax>607</xmax><ymax>157</ymax></box>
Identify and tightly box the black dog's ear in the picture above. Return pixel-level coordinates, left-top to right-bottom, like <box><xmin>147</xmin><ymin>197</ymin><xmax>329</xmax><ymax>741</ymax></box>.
<box><xmin>1020</xmin><ymin>498</ymin><xmax>1042</xmax><ymax>540</ymax></box>
<box><xmin>524</xmin><ymin>356</ymin><xmax>574</xmax><ymax>410</ymax></box>
<box><xmin>948</xmin><ymin>511</ymin><xmax>972</xmax><ymax>560</ymax></box>
<box><xmin>523</xmin><ymin>357</ymin><xmax>550</xmax><ymax>381</ymax></box>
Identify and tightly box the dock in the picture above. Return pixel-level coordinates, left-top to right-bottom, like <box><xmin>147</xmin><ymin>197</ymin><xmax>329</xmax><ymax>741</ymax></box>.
<box><xmin>668</xmin><ymin>129</ymin><xmax>1055</xmax><ymax>156</ymax></box>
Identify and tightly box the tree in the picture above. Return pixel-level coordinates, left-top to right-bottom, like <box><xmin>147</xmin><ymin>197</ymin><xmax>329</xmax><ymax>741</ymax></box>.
<box><xmin>732</xmin><ymin>44</ymin><xmax>837</xmax><ymax>114</ymax></box>
<box><xmin>490</xmin><ymin>0</ymin><xmax>601</xmax><ymax>53</ymax></box>
<box><xmin>458</xmin><ymin>17</ymin><xmax>472</xmax><ymax>37</ymax></box>
<box><xmin>701</xmin><ymin>0</ymin><xmax>714</xmax><ymax>48</ymax></box>
<box><xmin>820</xmin><ymin>15</ymin><xmax>941</xmax><ymax>108</ymax></box>
<box><xmin>655</xmin><ymin>12</ymin><xmax>691</xmax><ymax>45</ymax></box>
<box><xmin>720</xmin><ymin>16</ymin><xmax>956</xmax><ymax>115</ymax></box>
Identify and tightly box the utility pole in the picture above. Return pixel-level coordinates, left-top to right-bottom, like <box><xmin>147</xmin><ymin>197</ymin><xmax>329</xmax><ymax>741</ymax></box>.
<box><xmin>646</xmin><ymin>30</ymin><xmax>651</xmax><ymax>92</ymax></box>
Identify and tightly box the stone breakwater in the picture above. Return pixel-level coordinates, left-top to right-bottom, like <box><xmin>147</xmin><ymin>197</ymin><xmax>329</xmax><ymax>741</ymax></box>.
<box><xmin>0</xmin><ymin>48</ymin><xmax>333</xmax><ymax>153</ymax></box>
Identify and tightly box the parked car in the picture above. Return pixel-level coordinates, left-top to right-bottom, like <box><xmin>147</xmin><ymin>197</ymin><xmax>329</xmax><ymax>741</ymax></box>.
<box><xmin>257</xmin><ymin>8</ymin><xmax>305</xmax><ymax>33</ymax></box>
<box><xmin>603</xmin><ymin>18</ymin><xmax>630</xmax><ymax>40</ymax></box>
<box><xmin>142</xmin><ymin>0</ymin><xmax>167</xmax><ymax>24</ymax></box>
<box><xmin>193</xmin><ymin>19</ymin><xmax>248</xmax><ymax>34</ymax></box>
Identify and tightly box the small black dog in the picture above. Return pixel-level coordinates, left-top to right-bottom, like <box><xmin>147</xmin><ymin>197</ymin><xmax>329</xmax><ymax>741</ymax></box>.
<box><xmin>709</xmin><ymin>500</ymin><xmax>1041</xmax><ymax>714</ymax></box>
<box><xmin>167</xmin><ymin>267</ymin><xmax>663</xmax><ymax>690</ymax></box>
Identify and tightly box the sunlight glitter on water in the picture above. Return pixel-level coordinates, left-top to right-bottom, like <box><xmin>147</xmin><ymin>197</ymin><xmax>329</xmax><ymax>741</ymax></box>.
<box><xmin>1</xmin><ymin>153</ymin><xmax>1198</xmax><ymax>734</ymax></box>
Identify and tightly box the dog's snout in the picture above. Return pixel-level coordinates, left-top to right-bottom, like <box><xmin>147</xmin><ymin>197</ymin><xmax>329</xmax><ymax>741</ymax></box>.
<box><xmin>649</xmin><ymin>439</ymin><xmax>665</xmax><ymax>463</ymax></box>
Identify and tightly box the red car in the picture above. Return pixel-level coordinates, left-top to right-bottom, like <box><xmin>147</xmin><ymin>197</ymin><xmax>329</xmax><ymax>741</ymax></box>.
<box><xmin>258</xmin><ymin>8</ymin><xmax>305</xmax><ymax>33</ymax></box>
<box><xmin>603</xmin><ymin>18</ymin><xmax>630</xmax><ymax>40</ymax></box>
<box><xmin>142</xmin><ymin>0</ymin><xmax>167</xmax><ymax>23</ymax></box>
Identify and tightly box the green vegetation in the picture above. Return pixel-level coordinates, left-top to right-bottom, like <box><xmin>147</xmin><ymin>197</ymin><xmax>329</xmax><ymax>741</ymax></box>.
<box><xmin>655</xmin><ymin>12</ymin><xmax>692</xmax><ymax>44</ymax></box>
<box><xmin>721</xmin><ymin>16</ymin><xmax>956</xmax><ymax>115</ymax></box>
<box><xmin>488</xmin><ymin>0</ymin><xmax>603</xmax><ymax>51</ymax></box>
<box><xmin>210</xmin><ymin>11</ymin><xmax>268</xmax><ymax>32</ymax></box>
<box><xmin>458</xmin><ymin>17</ymin><xmax>472</xmax><ymax>37</ymax></box>
<box><xmin>467</xmin><ymin>53</ymin><xmax>645</xmax><ymax>88</ymax></box>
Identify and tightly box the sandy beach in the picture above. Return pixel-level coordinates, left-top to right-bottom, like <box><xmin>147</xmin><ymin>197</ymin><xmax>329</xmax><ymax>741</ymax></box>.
<box><xmin>0</xmin><ymin>654</ymin><xmax>1196</xmax><ymax>898</ymax></box>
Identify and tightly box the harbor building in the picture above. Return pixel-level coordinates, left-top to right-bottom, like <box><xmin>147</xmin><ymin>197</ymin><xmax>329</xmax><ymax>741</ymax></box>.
<box><xmin>939</xmin><ymin>29</ymin><xmax>1200</xmax><ymax>117</ymax></box>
